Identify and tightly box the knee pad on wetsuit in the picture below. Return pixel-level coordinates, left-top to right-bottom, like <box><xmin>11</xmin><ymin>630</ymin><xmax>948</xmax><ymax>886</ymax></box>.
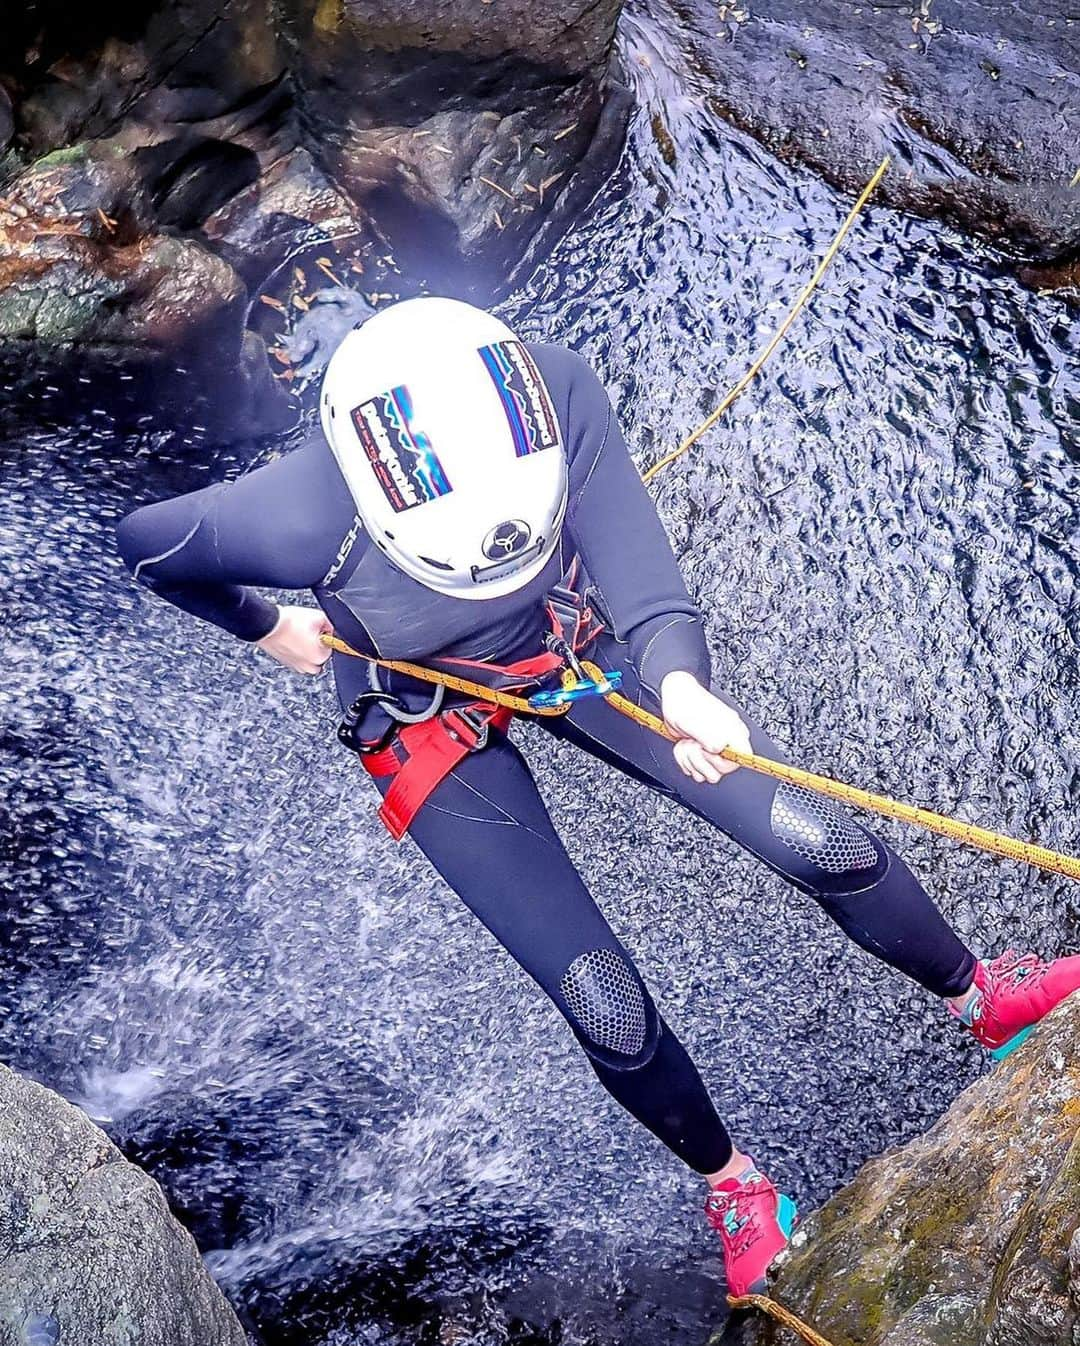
<box><xmin>769</xmin><ymin>781</ymin><xmax>889</xmax><ymax>895</ymax></box>
<box><xmin>559</xmin><ymin>948</ymin><xmax>661</xmax><ymax>1070</ymax></box>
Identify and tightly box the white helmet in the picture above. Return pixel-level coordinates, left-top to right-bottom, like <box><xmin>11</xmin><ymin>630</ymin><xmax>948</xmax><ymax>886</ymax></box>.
<box><xmin>320</xmin><ymin>296</ymin><xmax>567</xmax><ymax>600</ymax></box>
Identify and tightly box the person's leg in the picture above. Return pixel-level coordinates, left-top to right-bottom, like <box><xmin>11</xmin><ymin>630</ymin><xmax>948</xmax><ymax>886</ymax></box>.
<box><xmin>543</xmin><ymin>633</ymin><xmax>978</xmax><ymax>1000</ymax></box>
<box><xmin>368</xmin><ymin>724</ymin><xmax>734</xmax><ymax>1177</ymax></box>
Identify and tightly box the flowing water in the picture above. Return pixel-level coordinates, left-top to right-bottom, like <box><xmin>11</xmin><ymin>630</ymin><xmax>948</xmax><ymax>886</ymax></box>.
<box><xmin>1</xmin><ymin>2</ymin><xmax>1078</xmax><ymax>1342</ymax></box>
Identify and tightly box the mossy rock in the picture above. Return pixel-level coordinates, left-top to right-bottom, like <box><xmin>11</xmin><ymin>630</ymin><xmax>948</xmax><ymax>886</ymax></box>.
<box><xmin>726</xmin><ymin>995</ymin><xmax>1080</xmax><ymax>1346</ymax></box>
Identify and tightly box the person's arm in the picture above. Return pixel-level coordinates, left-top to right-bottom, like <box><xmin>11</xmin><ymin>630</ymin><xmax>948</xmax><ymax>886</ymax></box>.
<box><xmin>116</xmin><ymin>436</ymin><xmax>355</xmax><ymax>664</ymax></box>
<box><xmin>559</xmin><ymin>351</ymin><xmax>710</xmax><ymax>695</ymax></box>
<box><xmin>554</xmin><ymin>348</ymin><xmax>750</xmax><ymax>780</ymax></box>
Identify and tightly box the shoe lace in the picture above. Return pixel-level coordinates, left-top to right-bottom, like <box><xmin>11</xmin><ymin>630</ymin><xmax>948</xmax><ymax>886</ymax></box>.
<box><xmin>706</xmin><ymin>1182</ymin><xmax>766</xmax><ymax>1257</ymax></box>
<box><xmin>986</xmin><ymin>949</ymin><xmax>1047</xmax><ymax>989</ymax></box>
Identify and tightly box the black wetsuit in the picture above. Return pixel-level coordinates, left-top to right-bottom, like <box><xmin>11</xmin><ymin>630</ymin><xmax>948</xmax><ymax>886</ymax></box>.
<box><xmin>117</xmin><ymin>342</ymin><xmax>977</xmax><ymax>1174</ymax></box>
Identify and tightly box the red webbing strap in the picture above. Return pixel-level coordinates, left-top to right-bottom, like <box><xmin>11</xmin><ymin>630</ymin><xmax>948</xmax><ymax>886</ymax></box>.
<box><xmin>359</xmin><ymin>705</ymin><xmax>513</xmax><ymax>841</ymax></box>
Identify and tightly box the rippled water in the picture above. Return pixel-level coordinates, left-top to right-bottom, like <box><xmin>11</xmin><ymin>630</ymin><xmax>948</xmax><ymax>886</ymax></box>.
<box><xmin>2</xmin><ymin>3</ymin><xmax>1078</xmax><ymax>1343</ymax></box>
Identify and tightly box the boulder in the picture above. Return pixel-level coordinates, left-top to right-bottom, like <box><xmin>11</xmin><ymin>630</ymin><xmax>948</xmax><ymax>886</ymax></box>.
<box><xmin>3</xmin><ymin>0</ymin><xmax>629</xmax><ymax>294</ymax></box>
<box><xmin>274</xmin><ymin>0</ymin><xmax>629</xmax><ymax>287</ymax></box>
<box><xmin>5</xmin><ymin>1</ymin><xmax>284</xmax><ymax>161</ymax></box>
<box><xmin>202</xmin><ymin>145</ymin><xmax>366</xmax><ymax>285</ymax></box>
<box><xmin>0</xmin><ymin>1063</ymin><xmax>246</xmax><ymax>1346</ymax></box>
<box><xmin>0</xmin><ymin>1</ymin><xmax>631</xmax><ymax>428</ymax></box>
<box><xmin>677</xmin><ymin>0</ymin><xmax>1080</xmax><ymax>265</ymax></box>
<box><xmin>0</xmin><ymin>142</ymin><xmax>291</xmax><ymax>433</ymax></box>
<box><xmin>724</xmin><ymin>993</ymin><xmax>1080</xmax><ymax>1346</ymax></box>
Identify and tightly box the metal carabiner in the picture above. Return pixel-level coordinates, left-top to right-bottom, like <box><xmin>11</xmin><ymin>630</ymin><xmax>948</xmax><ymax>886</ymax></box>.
<box><xmin>528</xmin><ymin>668</ymin><xmax>623</xmax><ymax>710</ymax></box>
<box><xmin>339</xmin><ymin>688</ymin><xmax>420</xmax><ymax>755</ymax></box>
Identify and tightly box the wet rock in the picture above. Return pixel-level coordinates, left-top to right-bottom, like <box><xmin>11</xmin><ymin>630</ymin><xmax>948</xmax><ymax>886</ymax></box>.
<box><xmin>0</xmin><ymin>143</ymin><xmax>290</xmax><ymax>432</ymax></box>
<box><xmin>0</xmin><ymin>86</ymin><xmax>12</xmax><ymax>155</ymax></box>
<box><xmin>0</xmin><ymin>1</ymin><xmax>631</xmax><ymax>427</ymax></box>
<box><xmin>4</xmin><ymin>1</ymin><xmax>629</xmax><ymax>295</ymax></box>
<box><xmin>275</xmin><ymin>0</ymin><xmax>629</xmax><ymax>289</ymax></box>
<box><xmin>6</xmin><ymin>1</ymin><xmax>285</xmax><ymax>161</ymax></box>
<box><xmin>0</xmin><ymin>1063</ymin><xmax>246</xmax><ymax>1345</ymax></box>
<box><xmin>725</xmin><ymin>993</ymin><xmax>1080</xmax><ymax>1346</ymax></box>
<box><xmin>203</xmin><ymin>146</ymin><xmax>366</xmax><ymax>286</ymax></box>
<box><xmin>1018</xmin><ymin>254</ymin><xmax>1080</xmax><ymax>301</ymax></box>
<box><xmin>677</xmin><ymin>0</ymin><xmax>1080</xmax><ymax>265</ymax></box>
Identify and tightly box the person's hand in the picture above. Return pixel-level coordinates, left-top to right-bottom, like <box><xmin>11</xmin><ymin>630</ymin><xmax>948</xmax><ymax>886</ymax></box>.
<box><xmin>256</xmin><ymin>605</ymin><xmax>334</xmax><ymax>675</ymax></box>
<box><xmin>660</xmin><ymin>671</ymin><xmax>752</xmax><ymax>784</ymax></box>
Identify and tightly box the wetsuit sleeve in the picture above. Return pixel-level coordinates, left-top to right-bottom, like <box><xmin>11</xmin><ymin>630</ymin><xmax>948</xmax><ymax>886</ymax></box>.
<box><xmin>559</xmin><ymin>354</ymin><xmax>711</xmax><ymax>695</ymax></box>
<box><xmin>116</xmin><ymin>437</ymin><xmax>354</xmax><ymax>641</ymax></box>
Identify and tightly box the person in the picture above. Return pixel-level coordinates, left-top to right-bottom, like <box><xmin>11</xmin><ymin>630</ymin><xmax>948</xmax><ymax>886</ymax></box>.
<box><xmin>116</xmin><ymin>296</ymin><xmax>1080</xmax><ymax>1297</ymax></box>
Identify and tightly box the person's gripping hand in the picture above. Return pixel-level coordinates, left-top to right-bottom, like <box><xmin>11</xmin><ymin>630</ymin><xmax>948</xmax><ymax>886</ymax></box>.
<box><xmin>660</xmin><ymin>670</ymin><xmax>753</xmax><ymax>784</ymax></box>
<box><xmin>256</xmin><ymin>605</ymin><xmax>334</xmax><ymax>675</ymax></box>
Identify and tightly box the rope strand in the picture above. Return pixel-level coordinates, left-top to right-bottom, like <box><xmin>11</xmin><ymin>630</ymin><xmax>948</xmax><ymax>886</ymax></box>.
<box><xmin>641</xmin><ymin>155</ymin><xmax>890</xmax><ymax>484</ymax></box>
<box><xmin>727</xmin><ymin>1294</ymin><xmax>836</xmax><ymax>1346</ymax></box>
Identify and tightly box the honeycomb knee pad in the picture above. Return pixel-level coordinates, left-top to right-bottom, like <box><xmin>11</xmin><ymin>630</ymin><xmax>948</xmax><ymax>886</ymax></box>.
<box><xmin>559</xmin><ymin>948</ymin><xmax>659</xmax><ymax>1068</ymax></box>
<box><xmin>770</xmin><ymin>781</ymin><xmax>887</xmax><ymax>894</ymax></box>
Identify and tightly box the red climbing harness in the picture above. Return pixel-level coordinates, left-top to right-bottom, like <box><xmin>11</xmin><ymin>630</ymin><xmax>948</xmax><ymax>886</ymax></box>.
<box><xmin>356</xmin><ymin>644</ymin><xmax>562</xmax><ymax>841</ymax></box>
<box><xmin>341</xmin><ymin>570</ymin><xmax>613</xmax><ymax>840</ymax></box>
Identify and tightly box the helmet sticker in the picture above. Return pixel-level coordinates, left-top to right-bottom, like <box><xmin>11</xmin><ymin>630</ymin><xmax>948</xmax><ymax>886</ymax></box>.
<box><xmin>479</xmin><ymin>341</ymin><xmax>562</xmax><ymax>457</ymax></box>
<box><xmin>350</xmin><ymin>385</ymin><xmax>453</xmax><ymax>513</ymax></box>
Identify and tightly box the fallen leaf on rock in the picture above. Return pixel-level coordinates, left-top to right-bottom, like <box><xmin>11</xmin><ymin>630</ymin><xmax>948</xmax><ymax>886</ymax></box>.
<box><xmin>479</xmin><ymin>176</ymin><xmax>515</xmax><ymax>201</ymax></box>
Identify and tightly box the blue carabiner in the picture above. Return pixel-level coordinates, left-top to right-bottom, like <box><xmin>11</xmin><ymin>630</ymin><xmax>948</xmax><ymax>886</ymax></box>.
<box><xmin>528</xmin><ymin>669</ymin><xmax>623</xmax><ymax>711</ymax></box>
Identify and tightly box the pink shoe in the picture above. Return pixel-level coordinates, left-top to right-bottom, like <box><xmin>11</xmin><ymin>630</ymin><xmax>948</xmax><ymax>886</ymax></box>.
<box><xmin>705</xmin><ymin>1161</ymin><xmax>798</xmax><ymax>1297</ymax></box>
<box><xmin>952</xmin><ymin>950</ymin><xmax>1080</xmax><ymax>1059</ymax></box>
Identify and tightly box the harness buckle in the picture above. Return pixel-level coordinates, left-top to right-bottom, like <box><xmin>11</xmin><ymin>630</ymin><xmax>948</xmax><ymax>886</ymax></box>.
<box><xmin>544</xmin><ymin>631</ymin><xmax>586</xmax><ymax>679</ymax></box>
<box><xmin>441</xmin><ymin>706</ymin><xmax>492</xmax><ymax>752</ymax></box>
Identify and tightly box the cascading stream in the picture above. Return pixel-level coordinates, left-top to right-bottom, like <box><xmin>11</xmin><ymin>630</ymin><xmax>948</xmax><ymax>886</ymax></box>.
<box><xmin>0</xmin><ymin>5</ymin><xmax>1077</xmax><ymax>1343</ymax></box>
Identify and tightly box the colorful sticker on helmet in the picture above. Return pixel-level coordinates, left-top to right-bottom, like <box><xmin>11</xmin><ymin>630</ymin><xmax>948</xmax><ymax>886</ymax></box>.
<box><xmin>350</xmin><ymin>385</ymin><xmax>452</xmax><ymax>512</ymax></box>
<box><xmin>479</xmin><ymin>340</ymin><xmax>562</xmax><ymax>457</ymax></box>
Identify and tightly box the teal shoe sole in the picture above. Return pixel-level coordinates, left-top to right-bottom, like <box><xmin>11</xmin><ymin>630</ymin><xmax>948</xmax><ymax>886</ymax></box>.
<box><xmin>991</xmin><ymin>1024</ymin><xmax>1035</xmax><ymax>1061</ymax></box>
<box><xmin>778</xmin><ymin>1194</ymin><xmax>799</xmax><ymax>1239</ymax></box>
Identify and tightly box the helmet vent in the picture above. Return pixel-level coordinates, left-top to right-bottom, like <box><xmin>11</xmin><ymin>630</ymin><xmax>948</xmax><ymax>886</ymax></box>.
<box><xmin>418</xmin><ymin>555</ymin><xmax>453</xmax><ymax>572</ymax></box>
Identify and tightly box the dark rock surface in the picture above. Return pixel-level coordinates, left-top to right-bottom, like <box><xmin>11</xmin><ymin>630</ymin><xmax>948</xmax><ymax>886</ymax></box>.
<box><xmin>0</xmin><ymin>1</ymin><xmax>629</xmax><ymax>428</ymax></box>
<box><xmin>274</xmin><ymin>0</ymin><xmax>629</xmax><ymax>288</ymax></box>
<box><xmin>725</xmin><ymin>993</ymin><xmax>1080</xmax><ymax>1346</ymax></box>
<box><xmin>673</xmin><ymin>0</ymin><xmax>1080</xmax><ymax>266</ymax></box>
<box><xmin>2</xmin><ymin>2</ymin><xmax>628</xmax><ymax>287</ymax></box>
<box><xmin>0</xmin><ymin>1063</ymin><xmax>247</xmax><ymax>1345</ymax></box>
<box><xmin>0</xmin><ymin>142</ymin><xmax>290</xmax><ymax>434</ymax></box>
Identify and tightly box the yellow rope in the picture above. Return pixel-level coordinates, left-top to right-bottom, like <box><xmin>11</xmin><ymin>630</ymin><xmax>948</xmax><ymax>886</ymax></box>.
<box><xmin>587</xmin><ymin>664</ymin><xmax>1080</xmax><ymax>881</ymax></box>
<box><xmin>727</xmin><ymin>1295</ymin><xmax>836</xmax><ymax>1346</ymax></box>
<box><xmin>322</xmin><ymin>634</ymin><xmax>569</xmax><ymax>716</ymax></box>
<box><xmin>323</xmin><ymin>634</ymin><xmax>1080</xmax><ymax>882</ymax></box>
<box><xmin>641</xmin><ymin>155</ymin><xmax>891</xmax><ymax>484</ymax></box>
